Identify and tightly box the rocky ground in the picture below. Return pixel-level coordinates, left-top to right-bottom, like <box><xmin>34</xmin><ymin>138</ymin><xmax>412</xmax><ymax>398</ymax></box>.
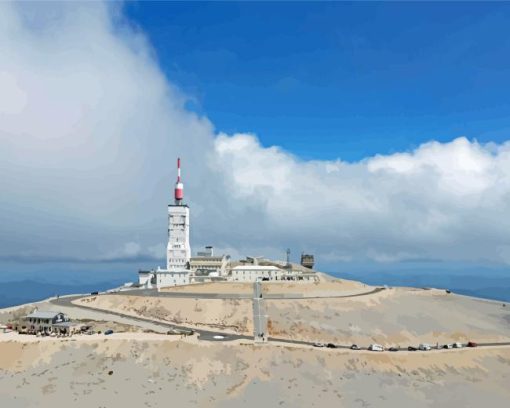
<box><xmin>2</xmin><ymin>275</ymin><xmax>510</xmax><ymax>407</ymax></box>
<box><xmin>1</xmin><ymin>337</ymin><xmax>510</xmax><ymax>407</ymax></box>
<box><xmin>76</xmin><ymin>295</ymin><xmax>253</xmax><ymax>335</ymax></box>
<box><xmin>266</xmin><ymin>287</ymin><xmax>510</xmax><ymax>346</ymax></box>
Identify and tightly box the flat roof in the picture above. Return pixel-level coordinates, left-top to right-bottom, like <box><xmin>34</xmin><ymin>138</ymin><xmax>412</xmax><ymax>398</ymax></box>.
<box><xmin>232</xmin><ymin>265</ymin><xmax>282</xmax><ymax>271</ymax></box>
<box><xmin>26</xmin><ymin>311</ymin><xmax>62</xmax><ymax>319</ymax></box>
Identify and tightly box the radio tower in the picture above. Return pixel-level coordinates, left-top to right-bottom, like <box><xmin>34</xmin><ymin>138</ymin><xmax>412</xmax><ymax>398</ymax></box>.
<box><xmin>167</xmin><ymin>157</ymin><xmax>191</xmax><ymax>270</ymax></box>
<box><xmin>174</xmin><ymin>157</ymin><xmax>184</xmax><ymax>205</ymax></box>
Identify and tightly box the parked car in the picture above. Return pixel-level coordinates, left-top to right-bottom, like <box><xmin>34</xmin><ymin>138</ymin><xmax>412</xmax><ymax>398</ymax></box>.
<box><xmin>350</xmin><ymin>344</ymin><xmax>361</xmax><ymax>350</ymax></box>
<box><xmin>442</xmin><ymin>343</ymin><xmax>453</xmax><ymax>349</ymax></box>
<box><xmin>90</xmin><ymin>291</ymin><xmax>99</xmax><ymax>295</ymax></box>
<box><xmin>313</xmin><ymin>342</ymin><xmax>324</xmax><ymax>348</ymax></box>
<box><xmin>419</xmin><ymin>343</ymin><xmax>431</xmax><ymax>351</ymax></box>
<box><xmin>453</xmin><ymin>342</ymin><xmax>463</xmax><ymax>348</ymax></box>
<box><xmin>408</xmin><ymin>346</ymin><xmax>418</xmax><ymax>351</ymax></box>
<box><xmin>104</xmin><ymin>329</ymin><xmax>114</xmax><ymax>335</ymax></box>
<box><xmin>388</xmin><ymin>347</ymin><xmax>399</xmax><ymax>352</ymax></box>
<box><xmin>445</xmin><ymin>289</ymin><xmax>451</xmax><ymax>294</ymax></box>
<box><xmin>467</xmin><ymin>341</ymin><xmax>478</xmax><ymax>348</ymax></box>
<box><xmin>368</xmin><ymin>344</ymin><xmax>384</xmax><ymax>352</ymax></box>
<box><xmin>326</xmin><ymin>343</ymin><xmax>337</xmax><ymax>349</ymax></box>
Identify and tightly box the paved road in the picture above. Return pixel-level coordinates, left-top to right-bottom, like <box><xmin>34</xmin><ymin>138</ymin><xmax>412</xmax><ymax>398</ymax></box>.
<box><xmin>50</xmin><ymin>291</ymin><xmax>510</xmax><ymax>353</ymax></box>
<box><xmin>50</xmin><ymin>295</ymin><xmax>251</xmax><ymax>342</ymax></box>
<box><xmin>109</xmin><ymin>286</ymin><xmax>386</xmax><ymax>300</ymax></box>
<box><xmin>118</xmin><ymin>289</ymin><xmax>252</xmax><ymax>299</ymax></box>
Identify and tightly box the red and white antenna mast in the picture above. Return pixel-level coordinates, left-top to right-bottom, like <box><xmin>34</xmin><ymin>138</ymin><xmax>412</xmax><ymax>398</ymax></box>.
<box><xmin>174</xmin><ymin>157</ymin><xmax>184</xmax><ymax>205</ymax></box>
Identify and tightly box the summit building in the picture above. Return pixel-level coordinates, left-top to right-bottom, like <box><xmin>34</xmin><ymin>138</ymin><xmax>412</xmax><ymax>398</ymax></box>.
<box><xmin>138</xmin><ymin>157</ymin><xmax>317</xmax><ymax>289</ymax></box>
<box><xmin>139</xmin><ymin>158</ymin><xmax>191</xmax><ymax>288</ymax></box>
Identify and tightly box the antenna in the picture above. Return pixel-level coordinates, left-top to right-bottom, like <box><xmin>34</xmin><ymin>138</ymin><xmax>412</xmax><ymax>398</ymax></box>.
<box><xmin>174</xmin><ymin>157</ymin><xmax>184</xmax><ymax>205</ymax></box>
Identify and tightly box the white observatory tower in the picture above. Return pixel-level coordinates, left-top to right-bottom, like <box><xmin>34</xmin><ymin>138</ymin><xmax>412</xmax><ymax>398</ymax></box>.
<box><xmin>166</xmin><ymin>158</ymin><xmax>191</xmax><ymax>270</ymax></box>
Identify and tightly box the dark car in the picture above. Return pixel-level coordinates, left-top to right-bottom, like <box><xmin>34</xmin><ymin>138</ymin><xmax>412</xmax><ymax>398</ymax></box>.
<box><xmin>350</xmin><ymin>344</ymin><xmax>361</xmax><ymax>350</ymax></box>
<box><xmin>408</xmin><ymin>346</ymin><xmax>418</xmax><ymax>351</ymax></box>
<box><xmin>91</xmin><ymin>291</ymin><xmax>99</xmax><ymax>295</ymax></box>
<box><xmin>445</xmin><ymin>289</ymin><xmax>451</xmax><ymax>294</ymax></box>
<box><xmin>389</xmin><ymin>347</ymin><xmax>399</xmax><ymax>352</ymax></box>
<box><xmin>104</xmin><ymin>329</ymin><xmax>114</xmax><ymax>335</ymax></box>
<box><xmin>326</xmin><ymin>343</ymin><xmax>337</xmax><ymax>349</ymax></box>
<box><xmin>467</xmin><ymin>341</ymin><xmax>478</xmax><ymax>348</ymax></box>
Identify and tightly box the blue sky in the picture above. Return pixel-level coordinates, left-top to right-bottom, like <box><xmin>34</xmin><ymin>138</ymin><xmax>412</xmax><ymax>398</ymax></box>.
<box><xmin>126</xmin><ymin>2</ymin><xmax>510</xmax><ymax>161</ymax></box>
<box><xmin>3</xmin><ymin>1</ymin><xmax>510</xmax><ymax>290</ymax></box>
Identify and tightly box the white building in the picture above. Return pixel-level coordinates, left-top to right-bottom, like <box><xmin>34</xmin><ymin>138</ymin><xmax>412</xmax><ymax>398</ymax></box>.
<box><xmin>231</xmin><ymin>265</ymin><xmax>284</xmax><ymax>282</ymax></box>
<box><xmin>230</xmin><ymin>265</ymin><xmax>318</xmax><ymax>282</ymax></box>
<box><xmin>139</xmin><ymin>158</ymin><xmax>191</xmax><ymax>289</ymax></box>
<box><xmin>139</xmin><ymin>268</ymin><xmax>190</xmax><ymax>289</ymax></box>
<box><xmin>190</xmin><ymin>246</ymin><xmax>230</xmax><ymax>278</ymax></box>
<box><xmin>138</xmin><ymin>270</ymin><xmax>154</xmax><ymax>288</ymax></box>
<box><xmin>153</xmin><ymin>267</ymin><xmax>190</xmax><ymax>287</ymax></box>
<box><xmin>166</xmin><ymin>204</ymin><xmax>191</xmax><ymax>270</ymax></box>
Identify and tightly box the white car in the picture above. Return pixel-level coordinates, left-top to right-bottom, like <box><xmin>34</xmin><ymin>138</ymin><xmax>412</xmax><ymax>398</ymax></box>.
<box><xmin>419</xmin><ymin>343</ymin><xmax>431</xmax><ymax>351</ymax></box>
<box><xmin>453</xmin><ymin>342</ymin><xmax>463</xmax><ymax>348</ymax></box>
<box><xmin>368</xmin><ymin>344</ymin><xmax>384</xmax><ymax>352</ymax></box>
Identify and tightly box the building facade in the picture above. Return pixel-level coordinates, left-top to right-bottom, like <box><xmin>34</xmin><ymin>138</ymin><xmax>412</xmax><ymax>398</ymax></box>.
<box><xmin>154</xmin><ymin>267</ymin><xmax>190</xmax><ymax>287</ymax></box>
<box><xmin>166</xmin><ymin>204</ymin><xmax>191</xmax><ymax>270</ymax></box>
<box><xmin>139</xmin><ymin>158</ymin><xmax>191</xmax><ymax>289</ymax></box>
<box><xmin>17</xmin><ymin>311</ymin><xmax>79</xmax><ymax>335</ymax></box>
<box><xmin>230</xmin><ymin>265</ymin><xmax>318</xmax><ymax>282</ymax></box>
<box><xmin>190</xmin><ymin>246</ymin><xmax>230</xmax><ymax>277</ymax></box>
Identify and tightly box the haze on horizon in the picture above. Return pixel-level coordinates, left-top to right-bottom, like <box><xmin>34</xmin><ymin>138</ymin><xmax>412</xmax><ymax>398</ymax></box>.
<box><xmin>2</xmin><ymin>1</ymin><xmax>510</xmax><ymax>283</ymax></box>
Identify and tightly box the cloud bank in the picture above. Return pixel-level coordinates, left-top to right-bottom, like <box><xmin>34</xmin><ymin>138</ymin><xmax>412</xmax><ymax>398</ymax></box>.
<box><xmin>1</xmin><ymin>2</ymin><xmax>510</xmax><ymax>269</ymax></box>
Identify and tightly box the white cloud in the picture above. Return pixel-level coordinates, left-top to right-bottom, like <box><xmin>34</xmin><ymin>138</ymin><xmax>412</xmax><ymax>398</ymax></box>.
<box><xmin>214</xmin><ymin>134</ymin><xmax>510</xmax><ymax>264</ymax></box>
<box><xmin>1</xmin><ymin>1</ymin><xmax>510</xmax><ymax>270</ymax></box>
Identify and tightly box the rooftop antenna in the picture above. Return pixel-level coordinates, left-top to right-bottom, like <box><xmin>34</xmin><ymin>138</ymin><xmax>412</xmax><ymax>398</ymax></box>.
<box><xmin>174</xmin><ymin>157</ymin><xmax>184</xmax><ymax>205</ymax></box>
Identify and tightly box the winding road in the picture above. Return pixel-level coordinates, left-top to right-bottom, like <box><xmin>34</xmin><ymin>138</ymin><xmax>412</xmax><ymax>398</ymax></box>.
<box><xmin>49</xmin><ymin>287</ymin><xmax>510</xmax><ymax>352</ymax></box>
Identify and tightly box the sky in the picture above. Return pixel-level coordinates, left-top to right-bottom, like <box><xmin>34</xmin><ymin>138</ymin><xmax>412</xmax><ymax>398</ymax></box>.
<box><xmin>125</xmin><ymin>2</ymin><xmax>510</xmax><ymax>160</ymax></box>
<box><xmin>2</xmin><ymin>1</ymin><xmax>510</xmax><ymax>284</ymax></box>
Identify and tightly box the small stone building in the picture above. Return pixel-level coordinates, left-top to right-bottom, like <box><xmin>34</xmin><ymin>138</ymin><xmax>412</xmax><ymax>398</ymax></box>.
<box><xmin>20</xmin><ymin>310</ymin><xmax>79</xmax><ymax>335</ymax></box>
